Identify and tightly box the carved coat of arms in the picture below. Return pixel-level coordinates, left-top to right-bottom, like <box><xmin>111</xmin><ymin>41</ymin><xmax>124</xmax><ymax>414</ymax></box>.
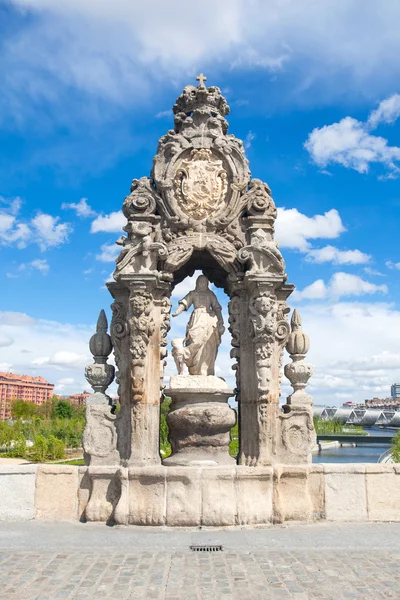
<box><xmin>173</xmin><ymin>149</ymin><xmax>228</xmax><ymax>220</ymax></box>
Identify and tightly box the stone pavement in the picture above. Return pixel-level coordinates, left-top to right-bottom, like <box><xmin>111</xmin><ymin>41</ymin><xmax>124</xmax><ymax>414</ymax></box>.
<box><xmin>1</xmin><ymin>522</ymin><xmax>400</xmax><ymax>600</ymax></box>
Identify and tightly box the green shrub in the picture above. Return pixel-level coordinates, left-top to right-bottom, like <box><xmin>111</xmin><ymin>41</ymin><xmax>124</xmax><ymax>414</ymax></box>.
<box><xmin>391</xmin><ymin>430</ymin><xmax>400</xmax><ymax>462</ymax></box>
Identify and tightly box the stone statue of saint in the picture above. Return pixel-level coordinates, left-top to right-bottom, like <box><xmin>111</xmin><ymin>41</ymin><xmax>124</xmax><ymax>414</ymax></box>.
<box><xmin>172</xmin><ymin>275</ymin><xmax>225</xmax><ymax>376</ymax></box>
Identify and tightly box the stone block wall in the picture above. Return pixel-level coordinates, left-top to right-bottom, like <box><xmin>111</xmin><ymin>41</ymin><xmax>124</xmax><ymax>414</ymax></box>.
<box><xmin>1</xmin><ymin>464</ymin><xmax>400</xmax><ymax>525</ymax></box>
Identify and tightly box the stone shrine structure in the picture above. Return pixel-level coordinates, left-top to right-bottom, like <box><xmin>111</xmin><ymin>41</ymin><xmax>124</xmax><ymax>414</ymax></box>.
<box><xmin>82</xmin><ymin>75</ymin><xmax>315</xmax><ymax>525</ymax></box>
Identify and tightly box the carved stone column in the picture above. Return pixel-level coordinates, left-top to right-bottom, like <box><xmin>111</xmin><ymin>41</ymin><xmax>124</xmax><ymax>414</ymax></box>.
<box><xmin>83</xmin><ymin>310</ymin><xmax>119</xmax><ymax>466</ymax></box>
<box><xmin>231</xmin><ymin>276</ymin><xmax>292</xmax><ymax>467</ymax></box>
<box><xmin>277</xmin><ymin>309</ymin><xmax>316</xmax><ymax>463</ymax></box>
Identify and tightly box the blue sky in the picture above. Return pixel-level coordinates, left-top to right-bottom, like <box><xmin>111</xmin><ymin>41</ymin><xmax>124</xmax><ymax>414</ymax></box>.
<box><xmin>1</xmin><ymin>0</ymin><xmax>400</xmax><ymax>404</ymax></box>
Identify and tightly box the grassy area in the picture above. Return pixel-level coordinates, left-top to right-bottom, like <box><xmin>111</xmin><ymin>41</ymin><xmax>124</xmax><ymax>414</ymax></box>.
<box><xmin>56</xmin><ymin>458</ymin><xmax>85</xmax><ymax>466</ymax></box>
<box><xmin>313</xmin><ymin>416</ymin><xmax>367</xmax><ymax>436</ymax></box>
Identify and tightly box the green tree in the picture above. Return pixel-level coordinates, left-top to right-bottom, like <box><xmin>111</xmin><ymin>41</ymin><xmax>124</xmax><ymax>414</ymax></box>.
<box><xmin>11</xmin><ymin>399</ymin><xmax>38</xmax><ymax>420</ymax></box>
<box><xmin>47</xmin><ymin>435</ymin><xmax>66</xmax><ymax>460</ymax></box>
<box><xmin>54</xmin><ymin>400</ymin><xmax>73</xmax><ymax>419</ymax></box>
<box><xmin>31</xmin><ymin>434</ymin><xmax>48</xmax><ymax>462</ymax></box>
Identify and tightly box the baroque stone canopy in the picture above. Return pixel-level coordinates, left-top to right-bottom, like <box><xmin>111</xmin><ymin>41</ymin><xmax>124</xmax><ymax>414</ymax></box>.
<box><xmin>83</xmin><ymin>76</ymin><xmax>315</xmax><ymax>479</ymax></box>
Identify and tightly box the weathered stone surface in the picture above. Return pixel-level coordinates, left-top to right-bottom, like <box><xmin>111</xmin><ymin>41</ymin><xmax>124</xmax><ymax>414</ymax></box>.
<box><xmin>0</xmin><ymin>465</ymin><xmax>37</xmax><ymax>521</ymax></box>
<box><xmin>236</xmin><ymin>466</ymin><xmax>273</xmax><ymax>525</ymax></box>
<box><xmin>35</xmin><ymin>465</ymin><xmax>79</xmax><ymax>521</ymax></box>
<box><xmin>324</xmin><ymin>464</ymin><xmax>367</xmax><ymax>522</ymax></box>
<box><xmin>127</xmin><ymin>467</ymin><xmax>166</xmax><ymax>525</ymax></box>
<box><xmin>84</xmin><ymin>467</ymin><xmax>121</xmax><ymax>523</ymax></box>
<box><xmin>201</xmin><ymin>467</ymin><xmax>236</xmax><ymax>526</ymax></box>
<box><xmin>365</xmin><ymin>464</ymin><xmax>400</xmax><ymax>521</ymax></box>
<box><xmin>273</xmin><ymin>466</ymin><xmax>313</xmax><ymax>523</ymax></box>
<box><xmin>164</xmin><ymin>374</ymin><xmax>236</xmax><ymax>466</ymax></box>
<box><xmin>78</xmin><ymin>466</ymin><xmax>90</xmax><ymax>521</ymax></box>
<box><xmin>165</xmin><ymin>467</ymin><xmax>202</xmax><ymax>526</ymax></box>
<box><xmin>83</xmin><ymin>311</ymin><xmax>119</xmax><ymax>466</ymax></box>
<box><xmin>308</xmin><ymin>464</ymin><xmax>325</xmax><ymax>520</ymax></box>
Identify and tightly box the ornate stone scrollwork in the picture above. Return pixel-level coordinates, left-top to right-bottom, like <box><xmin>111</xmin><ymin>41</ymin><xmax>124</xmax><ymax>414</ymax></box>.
<box><xmin>114</xmin><ymin>222</ymin><xmax>167</xmax><ymax>277</ymax></box>
<box><xmin>238</xmin><ymin>229</ymin><xmax>285</xmax><ymax>275</ymax></box>
<box><xmin>129</xmin><ymin>290</ymin><xmax>155</xmax><ymax>402</ymax></box>
<box><xmin>245</xmin><ymin>178</ymin><xmax>277</xmax><ymax>218</ymax></box>
<box><xmin>249</xmin><ymin>293</ymin><xmax>278</xmax><ymax>402</ymax></box>
<box><xmin>228</xmin><ymin>295</ymin><xmax>241</xmax><ymax>405</ymax></box>
<box><xmin>123</xmin><ymin>177</ymin><xmax>158</xmax><ymax>218</ymax></box>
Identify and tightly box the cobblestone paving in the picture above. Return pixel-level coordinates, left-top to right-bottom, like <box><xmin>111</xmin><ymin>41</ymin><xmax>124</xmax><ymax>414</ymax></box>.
<box><xmin>1</xmin><ymin>548</ymin><xmax>400</xmax><ymax>600</ymax></box>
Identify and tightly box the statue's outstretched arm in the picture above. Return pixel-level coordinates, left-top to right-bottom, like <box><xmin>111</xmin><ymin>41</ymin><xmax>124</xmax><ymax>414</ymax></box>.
<box><xmin>172</xmin><ymin>292</ymin><xmax>192</xmax><ymax>318</ymax></box>
<box><xmin>172</xmin><ymin>302</ymin><xmax>186</xmax><ymax>318</ymax></box>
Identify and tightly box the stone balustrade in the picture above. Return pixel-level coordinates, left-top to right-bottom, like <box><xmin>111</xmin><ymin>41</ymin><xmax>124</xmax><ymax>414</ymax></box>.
<box><xmin>1</xmin><ymin>463</ymin><xmax>400</xmax><ymax>525</ymax></box>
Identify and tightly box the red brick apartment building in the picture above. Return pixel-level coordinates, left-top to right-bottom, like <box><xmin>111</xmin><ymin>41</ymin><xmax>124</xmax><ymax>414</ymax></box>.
<box><xmin>68</xmin><ymin>392</ymin><xmax>91</xmax><ymax>406</ymax></box>
<box><xmin>0</xmin><ymin>372</ymin><xmax>54</xmax><ymax>420</ymax></box>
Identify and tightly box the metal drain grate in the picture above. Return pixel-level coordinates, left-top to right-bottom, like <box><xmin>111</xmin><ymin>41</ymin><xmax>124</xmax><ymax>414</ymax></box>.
<box><xmin>190</xmin><ymin>545</ymin><xmax>223</xmax><ymax>552</ymax></box>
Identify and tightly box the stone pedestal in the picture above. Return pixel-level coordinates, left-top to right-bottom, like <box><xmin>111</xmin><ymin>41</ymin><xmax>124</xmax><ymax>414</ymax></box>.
<box><xmin>163</xmin><ymin>375</ymin><xmax>236</xmax><ymax>466</ymax></box>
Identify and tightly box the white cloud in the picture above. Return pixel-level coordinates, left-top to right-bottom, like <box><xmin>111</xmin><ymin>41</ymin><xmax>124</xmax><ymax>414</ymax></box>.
<box><xmin>0</xmin><ymin>312</ymin><xmax>36</xmax><ymax>326</ymax></box>
<box><xmin>4</xmin><ymin>1</ymin><xmax>400</xmax><ymax>127</ymax></box>
<box><xmin>0</xmin><ymin>213</ymin><xmax>31</xmax><ymax>248</ymax></box>
<box><xmin>32</xmin><ymin>351</ymin><xmax>88</xmax><ymax>367</ymax></box>
<box><xmin>275</xmin><ymin>208</ymin><xmax>345</xmax><ymax>252</ymax></box>
<box><xmin>0</xmin><ymin>334</ymin><xmax>14</xmax><ymax>348</ymax></box>
<box><xmin>61</xmin><ymin>198</ymin><xmax>96</xmax><ymax>218</ymax></box>
<box><xmin>244</xmin><ymin>130</ymin><xmax>256</xmax><ymax>149</ymax></box>
<box><xmin>363</xmin><ymin>267</ymin><xmax>386</xmax><ymax>277</ymax></box>
<box><xmin>306</xmin><ymin>245</ymin><xmax>371</xmax><ymax>265</ymax></box>
<box><xmin>386</xmin><ymin>260</ymin><xmax>400</xmax><ymax>270</ymax></box>
<box><xmin>96</xmin><ymin>242</ymin><xmax>120</xmax><ymax>262</ymax></box>
<box><xmin>293</xmin><ymin>272</ymin><xmax>388</xmax><ymax>301</ymax></box>
<box><xmin>91</xmin><ymin>211</ymin><xmax>126</xmax><ymax>233</ymax></box>
<box><xmin>290</xmin><ymin>301</ymin><xmax>400</xmax><ymax>404</ymax></box>
<box><xmin>368</xmin><ymin>94</ymin><xmax>400</xmax><ymax>128</ymax></box>
<box><xmin>13</xmin><ymin>259</ymin><xmax>50</xmax><ymax>276</ymax></box>
<box><xmin>305</xmin><ymin>94</ymin><xmax>400</xmax><ymax>177</ymax></box>
<box><xmin>31</xmin><ymin>259</ymin><xmax>49</xmax><ymax>273</ymax></box>
<box><xmin>0</xmin><ymin>198</ymin><xmax>72</xmax><ymax>250</ymax></box>
<box><xmin>31</xmin><ymin>214</ymin><xmax>72</xmax><ymax>250</ymax></box>
<box><xmin>0</xmin><ymin>312</ymin><xmax>105</xmax><ymax>396</ymax></box>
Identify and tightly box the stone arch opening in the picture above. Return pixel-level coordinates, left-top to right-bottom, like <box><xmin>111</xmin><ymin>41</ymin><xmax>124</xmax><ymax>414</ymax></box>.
<box><xmin>162</xmin><ymin>259</ymin><xmax>237</xmax><ymax>466</ymax></box>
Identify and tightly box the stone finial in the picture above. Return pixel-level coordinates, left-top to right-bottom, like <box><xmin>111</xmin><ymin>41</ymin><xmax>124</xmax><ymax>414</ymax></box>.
<box><xmin>286</xmin><ymin>309</ymin><xmax>310</xmax><ymax>356</ymax></box>
<box><xmin>85</xmin><ymin>310</ymin><xmax>115</xmax><ymax>395</ymax></box>
<box><xmin>89</xmin><ymin>309</ymin><xmax>113</xmax><ymax>362</ymax></box>
<box><xmin>284</xmin><ymin>309</ymin><xmax>313</xmax><ymax>407</ymax></box>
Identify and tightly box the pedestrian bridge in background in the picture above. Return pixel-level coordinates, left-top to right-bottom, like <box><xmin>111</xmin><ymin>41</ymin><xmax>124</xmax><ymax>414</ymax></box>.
<box><xmin>313</xmin><ymin>406</ymin><xmax>400</xmax><ymax>427</ymax></box>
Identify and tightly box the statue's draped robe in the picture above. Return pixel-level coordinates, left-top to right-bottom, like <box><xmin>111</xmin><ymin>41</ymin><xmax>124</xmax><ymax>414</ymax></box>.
<box><xmin>180</xmin><ymin>290</ymin><xmax>222</xmax><ymax>376</ymax></box>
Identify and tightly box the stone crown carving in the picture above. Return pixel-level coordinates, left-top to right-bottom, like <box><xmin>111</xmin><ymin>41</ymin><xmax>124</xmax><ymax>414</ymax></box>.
<box><xmin>173</xmin><ymin>84</ymin><xmax>230</xmax><ymax>117</ymax></box>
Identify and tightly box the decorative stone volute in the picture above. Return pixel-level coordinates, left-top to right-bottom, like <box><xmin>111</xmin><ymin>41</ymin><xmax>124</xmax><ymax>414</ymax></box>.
<box><xmin>89</xmin><ymin>310</ymin><xmax>113</xmax><ymax>363</ymax></box>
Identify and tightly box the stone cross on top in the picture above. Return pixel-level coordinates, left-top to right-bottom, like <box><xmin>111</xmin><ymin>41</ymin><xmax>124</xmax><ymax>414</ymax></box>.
<box><xmin>196</xmin><ymin>73</ymin><xmax>207</xmax><ymax>87</ymax></box>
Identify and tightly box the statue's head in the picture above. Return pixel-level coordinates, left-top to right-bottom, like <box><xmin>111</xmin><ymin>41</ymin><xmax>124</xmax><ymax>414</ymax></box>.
<box><xmin>195</xmin><ymin>275</ymin><xmax>209</xmax><ymax>292</ymax></box>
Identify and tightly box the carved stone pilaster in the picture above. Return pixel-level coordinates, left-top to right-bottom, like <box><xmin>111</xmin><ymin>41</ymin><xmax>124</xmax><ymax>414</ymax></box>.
<box><xmin>129</xmin><ymin>288</ymin><xmax>155</xmax><ymax>403</ymax></box>
<box><xmin>228</xmin><ymin>294</ymin><xmax>241</xmax><ymax>406</ymax></box>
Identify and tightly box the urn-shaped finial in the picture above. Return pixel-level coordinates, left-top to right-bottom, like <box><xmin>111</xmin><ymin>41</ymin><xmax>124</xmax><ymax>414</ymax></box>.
<box><xmin>286</xmin><ymin>309</ymin><xmax>310</xmax><ymax>356</ymax></box>
<box><xmin>89</xmin><ymin>309</ymin><xmax>113</xmax><ymax>360</ymax></box>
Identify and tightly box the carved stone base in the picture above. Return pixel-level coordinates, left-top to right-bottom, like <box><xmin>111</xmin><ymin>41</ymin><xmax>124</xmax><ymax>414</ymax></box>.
<box><xmin>82</xmin><ymin>394</ymin><xmax>120</xmax><ymax>466</ymax></box>
<box><xmin>276</xmin><ymin>406</ymin><xmax>316</xmax><ymax>464</ymax></box>
<box><xmin>163</xmin><ymin>375</ymin><xmax>236</xmax><ymax>466</ymax></box>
